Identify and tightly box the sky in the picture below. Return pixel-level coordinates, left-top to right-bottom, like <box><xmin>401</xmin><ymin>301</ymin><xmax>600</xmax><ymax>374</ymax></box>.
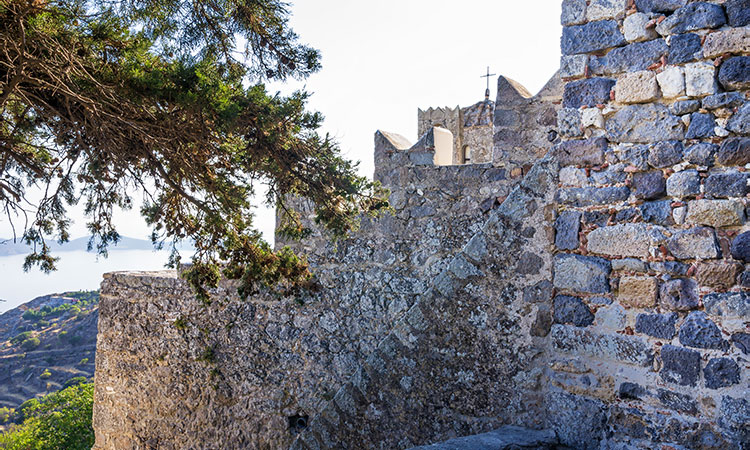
<box><xmin>0</xmin><ymin>0</ymin><xmax>562</xmax><ymax>258</ymax></box>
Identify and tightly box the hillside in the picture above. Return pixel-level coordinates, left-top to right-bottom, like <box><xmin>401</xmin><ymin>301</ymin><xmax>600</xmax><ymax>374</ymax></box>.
<box><xmin>0</xmin><ymin>291</ymin><xmax>98</xmax><ymax>412</ymax></box>
<box><xmin>0</xmin><ymin>236</ymin><xmax>155</xmax><ymax>257</ymax></box>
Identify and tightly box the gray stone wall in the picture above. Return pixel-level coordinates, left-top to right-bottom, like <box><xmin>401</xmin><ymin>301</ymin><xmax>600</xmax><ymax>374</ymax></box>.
<box><xmin>549</xmin><ymin>0</ymin><xmax>749</xmax><ymax>447</ymax></box>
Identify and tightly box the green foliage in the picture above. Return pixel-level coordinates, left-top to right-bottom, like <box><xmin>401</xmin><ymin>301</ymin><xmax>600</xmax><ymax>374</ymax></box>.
<box><xmin>0</xmin><ymin>383</ymin><xmax>94</xmax><ymax>450</ymax></box>
<box><xmin>173</xmin><ymin>317</ymin><xmax>187</xmax><ymax>330</ymax></box>
<box><xmin>20</xmin><ymin>338</ymin><xmax>40</xmax><ymax>351</ymax></box>
<box><xmin>77</xmin><ymin>358</ymin><xmax>88</xmax><ymax>366</ymax></box>
<box><xmin>9</xmin><ymin>332</ymin><xmax>32</xmax><ymax>346</ymax></box>
<box><xmin>62</xmin><ymin>376</ymin><xmax>87</xmax><ymax>389</ymax></box>
<box><xmin>39</xmin><ymin>369</ymin><xmax>51</xmax><ymax>380</ymax></box>
<box><xmin>0</xmin><ymin>407</ymin><xmax>14</xmax><ymax>424</ymax></box>
<box><xmin>0</xmin><ymin>0</ymin><xmax>389</xmax><ymax>300</ymax></box>
<box><xmin>21</xmin><ymin>292</ymin><xmax>99</xmax><ymax>323</ymax></box>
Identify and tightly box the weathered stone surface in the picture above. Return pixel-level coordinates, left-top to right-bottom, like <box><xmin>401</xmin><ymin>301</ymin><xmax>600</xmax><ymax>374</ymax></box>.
<box><xmin>623</xmin><ymin>12</ymin><xmax>658</xmax><ymax>42</ymax></box>
<box><xmin>590</xmin><ymin>39</ymin><xmax>668</xmax><ymax>75</ymax></box>
<box><xmin>703</xmin><ymin>27</ymin><xmax>750</xmax><ymax>58</ymax></box>
<box><xmin>618</xmin><ymin>276</ymin><xmax>659</xmax><ymax>308</ymax></box>
<box><xmin>719</xmin><ymin>396</ymin><xmax>750</xmax><ymax>444</ymax></box>
<box><xmin>648</xmin><ymin>140</ymin><xmax>683</xmax><ymax>168</ymax></box>
<box><xmin>406</xmin><ymin>425</ymin><xmax>559</xmax><ymax>450</ymax></box>
<box><xmin>731</xmin><ymin>333</ymin><xmax>750</xmax><ymax>354</ymax></box>
<box><xmin>725</xmin><ymin>0</ymin><xmax>750</xmax><ymax>27</ymax></box>
<box><xmin>523</xmin><ymin>280</ymin><xmax>553</xmax><ymax>304</ymax></box>
<box><xmin>704</xmin><ymin>291</ymin><xmax>749</xmax><ymax>318</ymax></box>
<box><xmin>587</xmin><ymin>223</ymin><xmax>651</xmax><ymax>258</ymax></box>
<box><xmin>612</xmin><ymin>258</ymin><xmax>647</xmax><ymax>272</ymax></box>
<box><xmin>705</xmin><ymin>172</ymin><xmax>748</xmax><ymax>198</ymax></box>
<box><xmin>555</xmin><ymin>186</ymin><xmax>630</xmax><ymax>207</ymax></box>
<box><xmin>551</xmin><ymin>324</ymin><xmax>653</xmax><ymax>366</ymax></box>
<box><xmin>587</xmin><ymin>0</ymin><xmax>627</xmax><ymax>21</ymax></box>
<box><xmin>607</xmin><ymin>104</ymin><xmax>684</xmax><ymax>143</ymax></box>
<box><xmin>546</xmin><ymin>391</ymin><xmax>606</xmax><ymax>450</ymax></box>
<box><xmin>635</xmin><ymin>0</ymin><xmax>686</xmax><ymax>13</ymax></box>
<box><xmin>554</xmin><ymin>136</ymin><xmax>607</xmax><ymax>166</ymax></box>
<box><xmin>696</xmin><ymin>262</ymin><xmax>742</xmax><ymax>290</ymax></box>
<box><xmin>669</xmin><ymin>33</ymin><xmax>702</xmax><ymax>64</ymax></box>
<box><xmin>666</xmin><ymin>227</ymin><xmax>720</xmax><ymax>259</ymax></box>
<box><xmin>554</xmin><ymin>295</ymin><xmax>595</xmax><ymax>327</ymax></box>
<box><xmin>660</xmin><ymin>278</ymin><xmax>699</xmax><ymax>310</ymax></box>
<box><xmin>731</xmin><ymin>231</ymin><xmax>750</xmax><ymax>262</ymax></box>
<box><xmin>557</xmin><ymin>108</ymin><xmax>583</xmax><ymax>138</ymax></box>
<box><xmin>561</xmin><ymin>20</ymin><xmax>627</xmax><ymax>55</ymax></box>
<box><xmin>561</xmin><ymin>0</ymin><xmax>587</xmax><ymax>25</ymax></box>
<box><xmin>657</xmin><ymin>389</ymin><xmax>698</xmax><ymax>414</ymax></box>
<box><xmin>740</xmin><ymin>271</ymin><xmax>750</xmax><ymax>288</ymax></box>
<box><xmin>563</xmin><ymin>78</ymin><xmax>616</xmax><ymax>108</ymax></box>
<box><xmin>717</xmin><ymin>138</ymin><xmax>750</xmax><ymax>166</ymax></box>
<box><xmin>657</xmin><ymin>66</ymin><xmax>686</xmax><ymax>99</ymax></box>
<box><xmin>702</xmin><ymin>92</ymin><xmax>744</xmax><ymax>111</ymax></box>
<box><xmin>616</xmin><ymin>144</ymin><xmax>649</xmax><ymax>170</ymax></box>
<box><xmin>554</xmin><ymin>254</ymin><xmax>612</xmax><ymax>294</ymax></box>
<box><xmin>669</xmin><ymin>99</ymin><xmax>699</xmax><ymax>116</ymax></box>
<box><xmin>679</xmin><ymin>311</ymin><xmax>727</xmax><ymax>350</ymax></box>
<box><xmin>650</xmin><ymin>261</ymin><xmax>689</xmax><ymax>276</ymax></box>
<box><xmin>555</xmin><ymin>210</ymin><xmax>581</xmax><ymax>250</ymax></box>
<box><xmin>684</xmin><ymin>142</ymin><xmax>717</xmax><ymax>166</ymax></box>
<box><xmin>618</xmin><ymin>381</ymin><xmax>647</xmax><ymax>400</ymax></box>
<box><xmin>718</xmin><ymin>56</ymin><xmax>750</xmax><ymax>91</ymax></box>
<box><xmin>727</xmin><ymin>102</ymin><xmax>750</xmax><ymax>135</ymax></box>
<box><xmin>560</xmin><ymin>54</ymin><xmax>588</xmax><ymax>79</ymax></box>
<box><xmin>685</xmin><ymin>112</ymin><xmax>715</xmax><ymax>139</ymax></box>
<box><xmin>640</xmin><ymin>200</ymin><xmax>673</xmax><ymax>225</ymax></box>
<box><xmin>666</xmin><ymin>170</ymin><xmax>700</xmax><ymax>198</ymax></box>
<box><xmin>559</xmin><ymin>166</ymin><xmax>588</xmax><ymax>187</ymax></box>
<box><xmin>655</xmin><ymin>2</ymin><xmax>726</xmax><ymax>35</ymax></box>
<box><xmin>595</xmin><ymin>303</ymin><xmax>626</xmax><ymax>330</ymax></box>
<box><xmin>635</xmin><ymin>312</ymin><xmax>677</xmax><ymax>339</ymax></box>
<box><xmin>615</xmin><ymin>71</ymin><xmax>659</xmax><ymax>104</ymax></box>
<box><xmin>704</xmin><ymin>358</ymin><xmax>740</xmax><ymax>389</ymax></box>
<box><xmin>516</xmin><ymin>251</ymin><xmax>544</xmax><ymax>275</ymax></box>
<box><xmin>684</xmin><ymin>62</ymin><xmax>717</xmax><ymax>97</ymax></box>
<box><xmin>632</xmin><ymin>171</ymin><xmax>666</xmax><ymax>200</ymax></box>
<box><xmin>660</xmin><ymin>344</ymin><xmax>700</xmax><ymax>386</ymax></box>
<box><xmin>685</xmin><ymin>199</ymin><xmax>745</xmax><ymax>228</ymax></box>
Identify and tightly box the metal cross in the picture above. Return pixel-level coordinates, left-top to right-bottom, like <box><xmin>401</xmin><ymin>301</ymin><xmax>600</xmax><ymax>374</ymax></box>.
<box><xmin>481</xmin><ymin>66</ymin><xmax>496</xmax><ymax>99</ymax></box>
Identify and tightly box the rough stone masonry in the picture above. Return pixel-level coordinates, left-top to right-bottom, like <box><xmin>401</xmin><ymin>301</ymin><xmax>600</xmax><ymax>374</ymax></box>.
<box><xmin>93</xmin><ymin>1</ymin><xmax>749</xmax><ymax>449</ymax></box>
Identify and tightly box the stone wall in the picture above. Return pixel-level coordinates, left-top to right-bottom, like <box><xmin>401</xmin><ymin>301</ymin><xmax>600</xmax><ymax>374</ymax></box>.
<box><xmin>549</xmin><ymin>0</ymin><xmax>749</xmax><ymax>447</ymax></box>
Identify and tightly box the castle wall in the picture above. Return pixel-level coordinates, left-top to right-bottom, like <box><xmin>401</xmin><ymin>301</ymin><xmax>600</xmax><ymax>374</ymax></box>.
<box><xmin>546</xmin><ymin>0</ymin><xmax>749</xmax><ymax>447</ymax></box>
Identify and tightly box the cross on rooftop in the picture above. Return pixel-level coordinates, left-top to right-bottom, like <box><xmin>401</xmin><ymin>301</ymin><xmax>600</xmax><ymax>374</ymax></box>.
<box><xmin>481</xmin><ymin>66</ymin><xmax>496</xmax><ymax>100</ymax></box>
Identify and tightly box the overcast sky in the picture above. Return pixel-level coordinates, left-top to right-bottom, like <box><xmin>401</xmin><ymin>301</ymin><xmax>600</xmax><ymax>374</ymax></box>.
<box><xmin>1</xmin><ymin>0</ymin><xmax>563</xmax><ymax>245</ymax></box>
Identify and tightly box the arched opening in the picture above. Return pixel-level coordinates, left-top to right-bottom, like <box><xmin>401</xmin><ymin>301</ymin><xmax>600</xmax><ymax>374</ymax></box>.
<box><xmin>462</xmin><ymin>145</ymin><xmax>472</xmax><ymax>164</ymax></box>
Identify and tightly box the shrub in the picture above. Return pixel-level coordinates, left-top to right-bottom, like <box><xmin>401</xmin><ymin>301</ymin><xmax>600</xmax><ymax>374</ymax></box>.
<box><xmin>20</xmin><ymin>338</ymin><xmax>40</xmax><ymax>351</ymax></box>
<box><xmin>78</xmin><ymin>358</ymin><xmax>89</xmax><ymax>366</ymax></box>
<box><xmin>62</xmin><ymin>377</ymin><xmax>87</xmax><ymax>389</ymax></box>
<box><xmin>0</xmin><ymin>407</ymin><xmax>14</xmax><ymax>424</ymax></box>
<box><xmin>10</xmin><ymin>332</ymin><xmax>32</xmax><ymax>346</ymax></box>
<box><xmin>39</xmin><ymin>369</ymin><xmax>51</xmax><ymax>380</ymax></box>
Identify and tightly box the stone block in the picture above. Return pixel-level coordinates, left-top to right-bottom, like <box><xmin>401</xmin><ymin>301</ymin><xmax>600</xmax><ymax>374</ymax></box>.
<box><xmin>684</xmin><ymin>62</ymin><xmax>717</xmax><ymax>97</ymax></box>
<box><xmin>635</xmin><ymin>312</ymin><xmax>677</xmax><ymax>339</ymax></box>
<box><xmin>554</xmin><ymin>295</ymin><xmax>595</xmax><ymax>327</ymax></box>
<box><xmin>741</xmin><ymin>271</ymin><xmax>750</xmax><ymax>288</ymax></box>
<box><xmin>669</xmin><ymin>99</ymin><xmax>698</xmax><ymax>116</ymax></box>
<box><xmin>560</xmin><ymin>54</ymin><xmax>588</xmax><ymax>79</ymax></box>
<box><xmin>717</xmin><ymin>137</ymin><xmax>750</xmax><ymax>166</ymax></box>
<box><xmin>618</xmin><ymin>381</ymin><xmax>648</xmax><ymax>400</ymax></box>
<box><xmin>660</xmin><ymin>344</ymin><xmax>700</xmax><ymax>386</ymax></box>
<box><xmin>702</xmin><ymin>92</ymin><xmax>744</xmax><ymax>110</ymax></box>
<box><xmin>703</xmin><ymin>27</ymin><xmax>750</xmax><ymax>58</ymax></box>
<box><xmin>725</xmin><ymin>0</ymin><xmax>750</xmax><ymax>27</ymax></box>
<box><xmin>589</xmin><ymin>39</ymin><xmax>668</xmax><ymax>75</ymax></box>
<box><xmin>650</xmin><ymin>261</ymin><xmax>689</xmax><ymax>275</ymax></box>
<box><xmin>615</xmin><ymin>71</ymin><xmax>659</xmax><ymax>104</ymax></box>
<box><xmin>727</xmin><ymin>102</ymin><xmax>750</xmax><ymax>135</ymax></box>
<box><xmin>705</xmin><ymin>172</ymin><xmax>748</xmax><ymax>198</ymax></box>
<box><xmin>684</xmin><ymin>143</ymin><xmax>717</xmax><ymax>166</ymax></box>
<box><xmin>704</xmin><ymin>358</ymin><xmax>740</xmax><ymax>389</ymax></box>
<box><xmin>719</xmin><ymin>396</ymin><xmax>750</xmax><ymax>444</ymax></box>
<box><xmin>555</xmin><ymin>210</ymin><xmax>582</xmax><ymax>250</ymax></box>
<box><xmin>657</xmin><ymin>389</ymin><xmax>698</xmax><ymax>414</ymax></box>
<box><xmin>587</xmin><ymin>223</ymin><xmax>651</xmax><ymax>258</ymax></box>
<box><xmin>615</xmin><ymin>144</ymin><xmax>649</xmax><ymax>170</ymax></box>
<box><xmin>648</xmin><ymin>140</ymin><xmax>683</xmax><ymax>168</ymax></box>
<box><xmin>554</xmin><ymin>253</ymin><xmax>612</xmax><ymax>294</ymax></box>
<box><xmin>606</xmin><ymin>104</ymin><xmax>684</xmax><ymax>143</ymax></box>
<box><xmin>656</xmin><ymin>66</ymin><xmax>686</xmax><ymax>99</ymax></box>
<box><xmin>632</xmin><ymin>171</ymin><xmax>666</xmax><ymax>200</ymax></box>
<box><xmin>587</xmin><ymin>0</ymin><xmax>627</xmax><ymax>21</ymax></box>
<box><xmin>555</xmin><ymin>186</ymin><xmax>630</xmax><ymax>207</ymax></box>
<box><xmin>546</xmin><ymin>391</ymin><xmax>607</xmax><ymax>450</ymax></box>
<box><xmin>685</xmin><ymin>199</ymin><xmax>745</xmax><ymax>228</ymax></box>
<box><xmin>581</xmin><ymin>108</ymin><xmax>604</xmax><ymax>129</ymax></box>
<box><xmin>563</xmin><ymin>78</ymin><xmax>616</xmax><ymax>108</ymax></box>
<box><xmin>554</xmin><ymin>136</ymin><xmax>607</xmax><ymax>166</ymax></box>
<box><xmin>558</xmin><ymin>108</ymin><xmax>583</xmax><ymax>138</ymax></box>
<box><xmin>655</xmin><ymin>2</ymin><xmax>726</xmax><ymax>35</ymax></box>
<box><xmin>623</xmin><ymin>12</ymin><xmax>658</xmax><ymax>42</ymax></box>
<box><xmin>696</xmin><ymin>262</ymin><xmax>742</xmax><ymax>290</ymax></box>
<box><xmin>678</xmin><ymin>311</ymin><xmax>727</xmax><ymax>350</ymax></box>
<box><xmin>618</xmin><ymin>276</ymin><xmax>659</xmax><ymax>308</ymax></box>
<box><xmin>669</xmin><ymin>33</ymin><xmax>703</xmax><ymax>64</ymax></box>
<box><xmin>523</xmin><ymin>279</ymin><xmax>553</xmax><ymax>303</ymax></box>
<box><xmin>635</xmin><ymin>0</ymin><xmax>686</xmax><ymax>13</ymax></box>
<box><xmin>612</xmin><ymin>258</ymin><xmax>647</xmax><ymax>272</ymax></box>
<box><xmin>666</xmin><ymin>227</ymin><xmax>720</xmax><ymax>259</ymax></box>
<box><xmin>659</xmin><ymin>278</ymin><xmax>699</xmax><ymax>311</ymax></box>
<box><xmin>666</xmin><ymin>170</ymin><xmax>700</xmax><ymax>198</ymax></box>
<box><xmin>640</xmin><ymin>200</ymin><xmax>673</xmax><ymax>225</ymax></box>
<box><xmin>718</xmin><ymin>56</ymin><xmax>750</xmax><ymax>91</ymax></box>
<box><xmin>731</xmin><ymin>333</ymin><xmax>750</xmax><ymax>354</ymax></box>
<box><xmin>731</xmin><ymin>231</ymin><xmax>750</xmax><ymax>262</ymax></box>
<box><xmin>595</xmin><ymin>303</ymin><xmax>626</xmax><ymax>330</ymax></box>
<box><xmin>703</xmin><ymin>291</ymin><xmax>749</xmax><ymax>318</ymax></box>
<box><xmin>550</xmin><ymin>324</ymin><xmax>653</xmax><ymax>366</ymax></box>
<box><xmin>559</xmin><ymin>166</ymin><xmax>588</xmax><ymax>187</ymax></box>
<box><xmin>685</xmin><ymin>112</ymin><xmax>715</xmax><ymax>139</ymax></box>
<box><xmin>516</xmin><ymin>252</ymin><xmax>544</xmax><ymax>275</ymax></box>
<box><xmin>561</xmin><ymin>20</ymin><xmax>626</xmax><ymax>55</ymax></box>
<box><xmin>561</xmin><ymin>0</ymin><xmax>587</xmax><ymax>25</ymax></box>
<box><xmin>590</xmin><ymin>166</ymin><xmax>627</xmax><ymax>185</ymax></box>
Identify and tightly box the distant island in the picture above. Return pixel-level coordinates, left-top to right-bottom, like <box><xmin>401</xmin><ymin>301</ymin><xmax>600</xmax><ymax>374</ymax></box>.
<box><xmin>0</xmin><ymin>236</ymin><xmax>193</xmax><ymax>257</ymax></box>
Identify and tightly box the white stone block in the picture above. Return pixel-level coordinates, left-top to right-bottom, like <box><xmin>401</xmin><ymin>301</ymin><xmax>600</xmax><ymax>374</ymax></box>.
<box><xmin>560</xmin><ymin>55</ymin><xmax>588</xmax><ymax>79</ymax></box>
<box><xmin>656</xmin><ymin>66</ymin><xmax>685</xmax><ymax>99</ymax></box>
<box><xmin>615</xmin><ymin>70</ymin><xmax>660</xmax><ymax>104</ymax></box>
<box><xmin>581</xmin><ymin>108</ymin><xmax>605</xmax><ymax>129</ymax></box>
<box><xmin>624</xmin><ymin>13</ymin><xmax>658</xmax><ymax>42</ymax></box>
<box><xmin>587</xmin><ymin>0</ymin><xmax>628</xmax><ymax>21</ymax></box>
<box><xmin>685</xmin><ymin>62</ymin><xmax>717</xmax><ymax>98</ymax></box>
<box><xmin>560</xmin><ymin>166</ymin><xmax>588</xmax><ymax>187</ymax></box>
